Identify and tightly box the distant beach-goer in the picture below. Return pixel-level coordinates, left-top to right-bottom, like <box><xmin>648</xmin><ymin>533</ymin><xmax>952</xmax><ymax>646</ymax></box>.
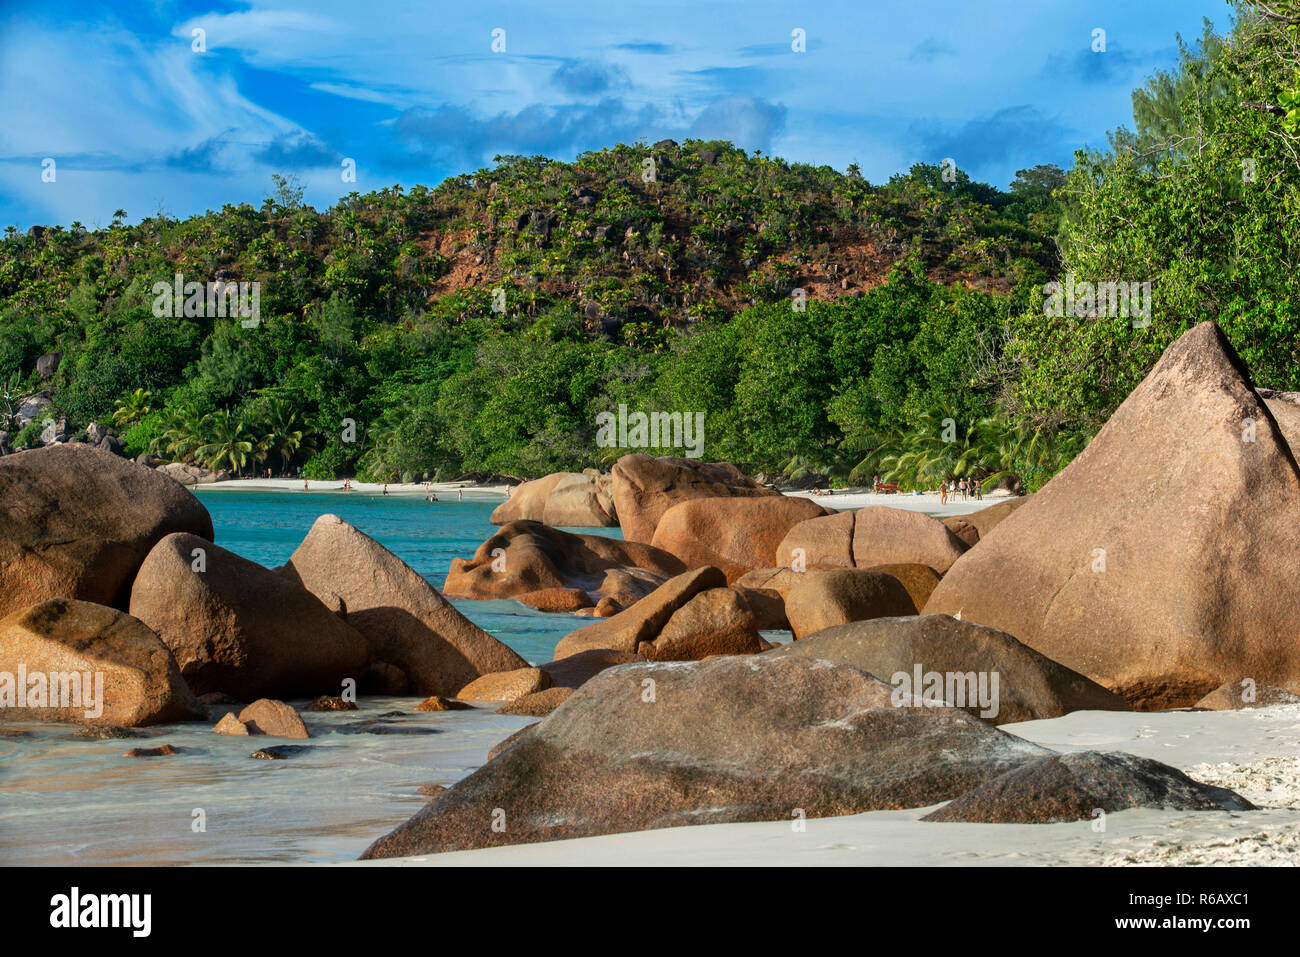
<box><xmin>382</xmin><ymin>484</ymin><xmax>389</xmax><ymax>495</ymax></box>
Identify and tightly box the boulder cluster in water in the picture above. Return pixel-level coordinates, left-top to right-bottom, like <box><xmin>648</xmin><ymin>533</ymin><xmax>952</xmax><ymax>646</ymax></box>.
<box><xmin>2</xmin><ymin>322</ymin><xmax>1293</xmax><ymax>858</ymax></box>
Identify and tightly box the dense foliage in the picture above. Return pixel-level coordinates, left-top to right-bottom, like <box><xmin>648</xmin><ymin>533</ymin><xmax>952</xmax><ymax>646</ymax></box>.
<box><xmin>1009</xmin><ymin>3</ymin><xmax>1300</xmax><ymax>437</ymax></box>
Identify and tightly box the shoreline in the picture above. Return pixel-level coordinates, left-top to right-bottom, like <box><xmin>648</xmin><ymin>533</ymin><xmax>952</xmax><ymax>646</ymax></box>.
<box><xmin>786</xmin><ymin>487</ymin><xmax>1014</xmax><ymax>516</ymax></box>
<box><xmin>192</xmin><ymin>477</ymin><xmax>513</xmax><ymax>497</ymax></box>
<box><xmin>191</xmin><ymin>476</ymin><xmax>1017</xmax><ymax>516</ymax></box>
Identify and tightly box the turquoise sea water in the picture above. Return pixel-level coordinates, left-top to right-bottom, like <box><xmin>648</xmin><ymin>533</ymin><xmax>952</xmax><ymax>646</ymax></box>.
<box><xmin>193</xmin><ymin>488</ymin><xmax>611</xmax><ymax>665</ymax></box>
<box><xmin>0</xmin><ymin>488</ymin><xmax>617</xmax><ymax>865</ymax></box>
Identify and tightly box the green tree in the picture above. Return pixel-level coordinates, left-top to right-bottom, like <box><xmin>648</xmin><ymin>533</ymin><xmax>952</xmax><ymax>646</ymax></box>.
<box><xmin>195</xmin><ymin>409</ymin><xmax>255</xmax><ymax>475</ymax></box>
<box><xmin>112</xmin><ymin>388</ymin><xmax>153</xmax><ymax>427</ymax></box>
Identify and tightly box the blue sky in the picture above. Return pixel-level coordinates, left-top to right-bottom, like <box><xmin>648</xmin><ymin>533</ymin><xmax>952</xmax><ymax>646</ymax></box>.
<box><xmin>0</xmin><ymin>0</ymin><xmax>1235</xmax><ymax>230</ymax></box>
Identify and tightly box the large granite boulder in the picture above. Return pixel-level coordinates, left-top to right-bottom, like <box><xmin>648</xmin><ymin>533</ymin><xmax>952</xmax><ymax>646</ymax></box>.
<box><xmin>923</xmin><ymin>751</ymin><xmax>1255</xmax><ymax>823</ymax></box>
<box><xmin>957</xmin><ymin>495</ymin><xmax>1032</xmax><ymax>540</ymax></box>
<box><xmin>851</xmin><ymin>507</ymin><xmax>968</xmax><ymax>573</ymax></box>
<box><xmin>543</xmin><ymin>472</ymin><xmax>618</xmax><ymax>526</ymax></box>
<box><xmin>732</xmin><ymin>566</ymin><xmax>807</xmax><ymax>598</ymax></box>
<box><xmin>539</xmin><ymin>649</ymin><xmax>647</xmax><ymax>689</ymax></box>
<box><xmin>0</xmin><ymin>444</ymin><xmax>214</xmax><ymax>617</ymax></box>
<box><xmin>776</xmin><ymin>506</ymin><xmax>968</xmax><ymax>574</ymax></box>
<box><xmin>730</xmin><ymin>583</ymin><xmax>789</xmax><ymax>630</ymax></box>
<box><xmin>457</xmin><ymin>667</ymin><xmax>553</xmax><ymax>702</ymax></box>
<box><xmin>642</xmin><ymin>586</ymin><xmax>764</xmax><ymax>660</ymax></box>
<box><xmin>443</xmin><ymin>520</ymin><xmax>684</xmax><ymax>609</ymax></box>
<box><xmin>783</xmin><ymin>569</ymin><xmax>918</xmax><ymax>640</ymax></box>
<box><xmin>940</xmin><ymin>516</ymin><xmax>981</xmax><ymax>548</ymax></box>
<box><xmin>496</xmin><ymin>686</ymin><xmax>573</xmax><ymax>717</ymax></box>
<box><xmin>129</xmin><ymin>533</ymin><xmax>370</xmax><ymax>699</ymax></box>
<box><xmin>283</xmin><ymin>515</ymin><xmax>526</xmax><ymax>696</ymax></box>
<box><xmin>491</xmin><ymin>473</ymin><xmax>570</xmax><ymax>524</ymax></box>
<box><xmin>157</xmin><ymin>462</ymin><xmax>219</xmax><ymax>486</ymax></box>
<box><xmin>1260</xmin><ymin>389</ymin><xmax>1300</xmax><ymax>457</ymax></box>
<box><xmin>553</xmin><ymin>566</ymin><xmax>727</xmax><ymax>659</ymax></box>
<box><xmin>360</xmin><ymin>654</ymin><xmax>1050</xmax><ymax>857</ymax></box>
<box><xmin>769</xmin><ymin>614</ymin><xmax>1129</xmax><ymax>724</ymax></box>
<box><xmin>650</xmin><ymin>495</ymin><xmax>830</xmax><ymax>581</ymax></box>
<box><xmin>0</xmin><ymin>598</ymin><xmax>201</xmax><ymax>726</ymax></box>
<box><xmin>775</xmin><ymin>509</ymin><xmax>855</xmax><ymax>569</ymax></box>
<box><xmin>1194</xmin><ymin>679</ymin><xmax>1300</xmax><ymax>710</ymax></box>
<box><xmin>925</xmin><ymin>323</ymin><xmax>1300</xmax><ymax>709</ymax></box>
<box><xmin>611</xmin><ymin>454</ymin><xmax>778</xmax><ymax>544</ymax></box>
<box><xmin>492</xmin><ymin>471</ymin><xmax>617</xmax><ymax>527</ymax></box>
<box><xmin>864</xmin><ymin>563</ymin><xmax>942</xmax><ymax>611</ymax></box>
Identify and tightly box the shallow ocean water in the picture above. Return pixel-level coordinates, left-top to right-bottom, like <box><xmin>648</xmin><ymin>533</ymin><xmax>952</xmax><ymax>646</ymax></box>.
<box><xmin>196</xmin><ymin>488</ymin><xmax>604</xmax><ymax>663</ymax></box>
<box><xmin>0</xmin><ymin>490</ymin><xmax>614</xmax><ymax>864</ymax></box>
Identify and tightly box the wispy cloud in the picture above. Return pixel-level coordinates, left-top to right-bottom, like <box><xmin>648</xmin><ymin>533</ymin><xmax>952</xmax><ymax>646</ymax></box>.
<box><xmin>551</xmin><ymin>60</ymin><xmax>628</xmax><ymax>96</ymax></box>
<box><xmin>910</xmin><ymin>38</ymin><xmax>956</xmax><ymax>62</ymax></box>
<box><xmin>911</xmin><ymin>105</ymin><xmax>1075</xmax><ymax>177</ymax></box>
<box><xmin>688</xmin><ymin>96</ymin><xmax>787</xmax><ymax>153</ymax></box>
<box><xmin>255</xmin><ymin>131</ymin><xmax>340</xmax><ymax>168</ymax></box>
<box><xmin>614</xmin><ymin>42</ymin><xmax>675</xmax><ymax>54</ymax></box>
<box><xmin>1042</xmin><ymin>46</ymin><xmax>1176</xmax><ymax>84</ymax></box>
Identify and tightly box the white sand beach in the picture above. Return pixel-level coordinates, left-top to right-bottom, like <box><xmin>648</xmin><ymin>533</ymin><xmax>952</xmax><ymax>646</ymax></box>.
<box><xmin>192</xmin><ymin>477</ymin><xmax>513</xmax><ymax>497</ymax></box>
<box><xmin>194</xmin><ymin>476</ymin><xmax>1013</xmax><ymax>518</ymax></box>
<box><xmin>788</xmin><ymin>487</ymin><xmax>1014</xmax><ymax>516</ymax></box>
<box><xmin>354</xmin><ymin>702</ymin><xmax>1300</xmax><ymax>867</ymax></box>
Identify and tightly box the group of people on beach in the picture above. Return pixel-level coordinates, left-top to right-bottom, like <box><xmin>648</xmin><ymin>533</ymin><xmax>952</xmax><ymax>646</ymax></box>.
<box><xmin>292</xmin><ymin>478</ymin><xmax>470</xmax><ymax>502</ymax></box>
<box><xmin>940</xmin><ymin>477</ymin><xmax>982</xmax><ymax>504</ymax></box>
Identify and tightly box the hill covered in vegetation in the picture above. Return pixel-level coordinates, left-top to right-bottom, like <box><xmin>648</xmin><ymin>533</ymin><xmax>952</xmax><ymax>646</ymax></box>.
<box><xmin>0</xmin><ymin>138</ymin><xmax>1062</xmax><ymax>484</ymax></box>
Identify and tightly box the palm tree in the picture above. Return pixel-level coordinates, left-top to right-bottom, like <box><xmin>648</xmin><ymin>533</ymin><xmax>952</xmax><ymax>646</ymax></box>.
<box><xmin>112</xmin><ymin>388</ymin><xmax>153</xmax><ymax>427</ymax></box>
<box><xmin>152</xmin><ymin>403</ymin><xmax>208</xmax><ymax>463</ymax></box>
<box><xmin>839</xmin><ymin>425</ymin><xmax>905</xmax><ymax>485</ymax></box>
<box><xmin>195</xmin><ymin>409</ymin><xmax>254</xmax><ymax>476</ymax></box>
<box><xmin>256</xmin><ymin>399</ymin><xmax>308</xmax><ymax>476</ymax></box>
<box><xmin>879</xmin><ymin>409</ymin><xmax>1002</xmax><ymax>490</ymax></box>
